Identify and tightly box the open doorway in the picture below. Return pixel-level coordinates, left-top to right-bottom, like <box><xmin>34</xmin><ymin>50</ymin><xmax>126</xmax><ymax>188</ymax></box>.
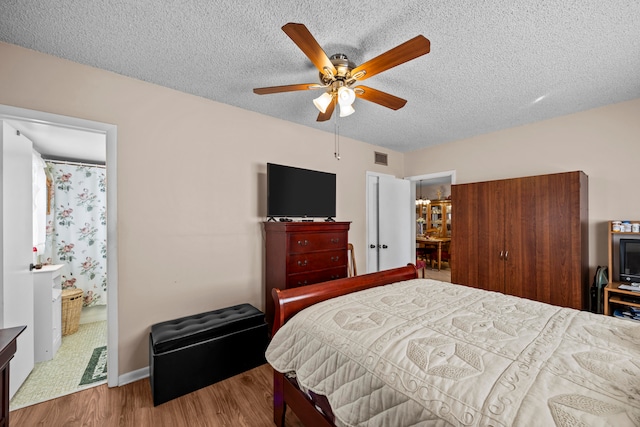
<box><xmin>0</xmin><ymin>104</ymin><xmax>118</xmax><ymax>408</ymax></box>
<box><xmin>407</xmin><ymin>170</ymin><xmax>456</xmax><ymax>282</ymax></box>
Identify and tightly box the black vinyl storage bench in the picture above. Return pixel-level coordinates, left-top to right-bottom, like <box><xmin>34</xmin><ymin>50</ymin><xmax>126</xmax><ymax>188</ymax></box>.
<box><xmin>149</xmin><ymin>303</ymin><xmax>268</xmax><ymax>406</ymax></box>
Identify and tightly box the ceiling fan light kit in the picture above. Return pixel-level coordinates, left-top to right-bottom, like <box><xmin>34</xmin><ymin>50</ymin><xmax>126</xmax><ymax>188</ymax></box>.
<box><xmin>253</xmin><ymin>23</ymin><xmax>430</xmax><ymax>122</ymax></box>
<box><xmin>337</xmin><ymin>86</ymin><xmax>355</xmax><ymax>107</ymax></box>
<box><xmin>339</xmin><ymin>102</ymin><xmax>355</xmax><ymax>118</ymax></box>
<box><xmin>313</xmin><ymin>92</ymin><xmax>333</xmax><ymax>114</ymax></box>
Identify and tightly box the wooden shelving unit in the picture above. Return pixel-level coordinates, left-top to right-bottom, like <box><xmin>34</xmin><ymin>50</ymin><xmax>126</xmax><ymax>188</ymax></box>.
<box><xmin>603</xmin><ymin>220</ymin><xmax>640</xmax><ymax>317</ymax></box>
<box><xmin>416</xmin><ymin>200</ymin><xmax>451</xmax><ymax>238</ymax></box>
<box><xmin>428</xmin><ymin>201</ymin><xmax>451</xmax><ymax>238</ymax></box>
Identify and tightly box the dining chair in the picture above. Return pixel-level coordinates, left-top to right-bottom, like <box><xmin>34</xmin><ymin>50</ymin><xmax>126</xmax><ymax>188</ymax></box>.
<box><xmin>347</xmin><ymin>243</ymin><xmax>357</xmax><ymax>277</ymax></box>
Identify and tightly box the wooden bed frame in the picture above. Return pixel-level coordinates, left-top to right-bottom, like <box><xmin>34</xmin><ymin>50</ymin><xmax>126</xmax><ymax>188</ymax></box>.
<box><xmin>270</xmin><ymin>264</ymin><xmax>418</xmax><ymax>427</ymax></box>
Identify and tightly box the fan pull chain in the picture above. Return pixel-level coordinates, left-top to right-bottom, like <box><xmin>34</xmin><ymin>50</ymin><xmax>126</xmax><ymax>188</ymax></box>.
<box><xmin>334</xmin><ymin>107</ymin><xmax>340</xmax><ymax>160</ymax></box>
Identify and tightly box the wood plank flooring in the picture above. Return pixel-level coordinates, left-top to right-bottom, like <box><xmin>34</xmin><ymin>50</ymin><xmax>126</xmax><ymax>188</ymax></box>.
<box><xmin>10</xmin><ymin>363</ymin><xmax>303</xmax><ymax>427</ymax></box>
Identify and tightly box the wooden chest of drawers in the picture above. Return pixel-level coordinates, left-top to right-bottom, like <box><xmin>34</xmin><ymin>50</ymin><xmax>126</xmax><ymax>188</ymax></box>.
<box><xmin>264</xmin><ymin>221</ymin><xmax>350</xmax><ymax>330</ymax></box>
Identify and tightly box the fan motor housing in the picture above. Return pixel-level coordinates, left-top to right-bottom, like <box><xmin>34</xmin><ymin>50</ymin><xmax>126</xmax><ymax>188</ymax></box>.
<box><xmin>319</xmin><ymin>53</ymin><xmax>355</xmax><ymax>85</ymax></box>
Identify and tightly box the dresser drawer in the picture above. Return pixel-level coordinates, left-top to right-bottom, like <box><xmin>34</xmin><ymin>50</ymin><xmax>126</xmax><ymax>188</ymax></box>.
<box><xmin>288</xmin><ymin>232</ymin><xmax>347</xmax><ymax>253</ymax></box>
<box><xmin>286</xmin><ymin>267</ymin><xmax>347</xmax><ymax>288</ymax></box>
<box><xmin>264</xmin><ymin>221</ymin><xmax>351</xmax><ymax>331</ymax></box>
<box><xmin>287</xmin><ymin>250</ymin><xmax>346</xmax><ymax>274</ymax></box>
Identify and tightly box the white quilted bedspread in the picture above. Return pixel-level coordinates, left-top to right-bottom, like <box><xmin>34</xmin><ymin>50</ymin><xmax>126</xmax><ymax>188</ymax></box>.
<box><xmin>266</xmin><ymin>279</ymin><xmax>640</xmax><ymax>426</ymax></box>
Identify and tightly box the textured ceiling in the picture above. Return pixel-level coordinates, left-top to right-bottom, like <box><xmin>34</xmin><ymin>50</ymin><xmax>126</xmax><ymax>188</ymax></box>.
<box><xmin>1</xmin><ymin>0</ymin><xmax>639</xmax><ymax>153</ymax></box>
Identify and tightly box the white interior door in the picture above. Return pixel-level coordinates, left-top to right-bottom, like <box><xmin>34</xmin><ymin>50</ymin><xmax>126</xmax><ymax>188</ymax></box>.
<box><xmin>1</xmin><ymin>121</ymin><xmax>35</xmax><ymax>397</ymax></box>
<box><xmin>366</xmin><ymin>175</ymin><xmax>379</xmax><ymax>272</ymax></box>
<box><xmin>366</xmin><ymin>173</ymin><xmax>412</xmax><ymax>273</ymax></box>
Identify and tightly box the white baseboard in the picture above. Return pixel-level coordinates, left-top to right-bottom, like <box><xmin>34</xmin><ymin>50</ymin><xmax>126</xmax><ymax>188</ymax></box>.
<box><xmin>117</xmin><ymin>366</ymin><xmax>149</xmax><ymax>386</ymax></box>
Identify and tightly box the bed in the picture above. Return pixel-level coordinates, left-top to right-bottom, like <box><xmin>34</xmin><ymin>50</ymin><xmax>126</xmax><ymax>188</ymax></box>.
<box><xmin>265</xmin><ymin>265</ymin><xmax>640</xmax><ymax>426</ymax></box>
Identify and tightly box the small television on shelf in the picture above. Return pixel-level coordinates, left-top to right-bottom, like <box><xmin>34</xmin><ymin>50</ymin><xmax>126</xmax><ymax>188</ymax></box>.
<box><xmin>267</xmin><ymin>163</ymin><xmax>336</xmax><ymax>220</ymax></box>
<box><xmin>620</xmin><ymin>238</ymin><xmax>640</xmax><ymax>282</ymax></box>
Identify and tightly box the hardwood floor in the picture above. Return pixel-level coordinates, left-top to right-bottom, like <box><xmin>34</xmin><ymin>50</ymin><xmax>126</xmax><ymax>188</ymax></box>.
<box><xmin>10</xmin><ymin>364</ymin><xmax>303</xmax><ymax>427</ymax></box>
<box><xmin>422</xmin><ymin>265</ymin><xmax>451</xmax><ymax>282</ymax></box>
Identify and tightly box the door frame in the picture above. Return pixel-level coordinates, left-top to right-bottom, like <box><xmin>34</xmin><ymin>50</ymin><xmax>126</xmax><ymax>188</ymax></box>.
<box><xmin>406</xmin><ymin>170</ymin><xmax>457</xmax><ymax>260</ymax></box>
<box><xmin>0</xmin><ymin>104</ymin><xmax>119</xmax><ymax>388</ymax></box>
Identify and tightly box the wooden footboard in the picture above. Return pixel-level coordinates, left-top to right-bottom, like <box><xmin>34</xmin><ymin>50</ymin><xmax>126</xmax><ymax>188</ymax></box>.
<box><xmin>270</xmin><ymin>264</ymin><xmax>418</xmax><ymax>426</ymax></box>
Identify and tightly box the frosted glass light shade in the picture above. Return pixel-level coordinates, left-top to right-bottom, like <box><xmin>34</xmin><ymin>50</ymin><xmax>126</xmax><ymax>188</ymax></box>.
<box><xmin>337</xmin><ymin>87</ymin><xmax>356</xmax><ymax>107</ymax></box>
<box><xmin>339</xmin><ymin>103</ymin><xmax>355</xmax><ymax>117</ymax></box>
<box><xmin>313</xmin><ymin>92</ymin><xmax>333</xmax><ymax>113</ymax></box>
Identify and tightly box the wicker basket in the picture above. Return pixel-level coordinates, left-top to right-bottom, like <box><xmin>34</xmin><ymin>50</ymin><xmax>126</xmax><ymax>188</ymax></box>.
<box><xmin>62</xmin><ymin>288</ymin><xmax>84</xmax><ymax>336</ymax></box>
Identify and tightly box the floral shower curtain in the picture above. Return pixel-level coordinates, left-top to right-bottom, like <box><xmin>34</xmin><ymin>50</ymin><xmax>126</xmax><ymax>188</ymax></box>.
<box><xmin>44</xmin><ymin>162</ymin><xmax>107</xmax><ymax>307</ymax></box>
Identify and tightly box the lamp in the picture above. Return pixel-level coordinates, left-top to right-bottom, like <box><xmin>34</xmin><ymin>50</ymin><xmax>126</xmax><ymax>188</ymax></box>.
<box><xmin>337</xmin><ymin>86</ymin><xmax>355</xmax><ymax>117</ymax></box>
<box><xmin>313</xmin><ymin>92</ymin><xmax>334</xmax><ymax>114</ymax></box>
<box><xmin>416</xmin><ymin>181</ymin><xmax>431</xmax><ymax>206</ymax></box>
<box><xmin>339</xmin><ymin>103</ymin><xmax>355</xmax><ymax>117</ymax></box>
<box><xmin>314</xmin><ymin>86</ymin><xmax>356</xmax><ymax>117</ymax></box>
<box><xmin>337</xmin><ymin>86</ymin><xmax>355</xmax><ymax>106</ymax></box>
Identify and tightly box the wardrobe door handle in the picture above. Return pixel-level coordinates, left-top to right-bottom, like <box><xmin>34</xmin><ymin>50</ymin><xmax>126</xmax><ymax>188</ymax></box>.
<box><xmin>504</xmin><ymin>250</ymin><xmax>509</xmax><ymax>261</ymax></box>
<box><xmin>499</xmin><ymin>251</ymin><xmax>504</xmax><ymax>260</ymax></box>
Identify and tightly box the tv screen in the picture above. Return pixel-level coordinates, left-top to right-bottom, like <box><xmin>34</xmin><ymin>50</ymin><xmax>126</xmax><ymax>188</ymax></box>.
<box><xmin>620</xmin><ymin>238</ymin><xmax>640</xmax><ymax>282</ymax></box>
<box><xmin>267</xmin><ymin>163</ymin><xmax>336</xmax><ymax>219</ymax></box>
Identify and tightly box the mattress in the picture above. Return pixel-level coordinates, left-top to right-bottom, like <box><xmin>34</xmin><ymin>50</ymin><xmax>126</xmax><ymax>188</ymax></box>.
<box><xmin>266</xmin><ymin>279</ymin><xmax>640</xmax><ymax>426</ymax></box>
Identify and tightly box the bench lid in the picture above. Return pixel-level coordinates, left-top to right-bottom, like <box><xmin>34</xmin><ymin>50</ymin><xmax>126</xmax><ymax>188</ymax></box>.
<box><xmin>151</xmin><ymin>303</ymin><xmax>265</xmax><ymax>353</ymax></box>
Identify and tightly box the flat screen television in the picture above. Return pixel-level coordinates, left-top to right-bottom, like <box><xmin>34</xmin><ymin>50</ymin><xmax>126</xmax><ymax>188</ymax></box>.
<box><xmin>620</xmin><ymin>238</ymin><xmax>640</xmax><ymax>282</ymax></box>
<box><xmin>267</xmin><ymin>163</ymin><xmax>336</xmax><ymax>220</ymax></box>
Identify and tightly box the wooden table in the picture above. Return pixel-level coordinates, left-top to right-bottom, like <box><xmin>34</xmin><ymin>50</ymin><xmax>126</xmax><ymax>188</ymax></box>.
<box><xmin>416</xmin><ymin>237</ymin><xmax>451</xmax><ymax>271</ymax></box>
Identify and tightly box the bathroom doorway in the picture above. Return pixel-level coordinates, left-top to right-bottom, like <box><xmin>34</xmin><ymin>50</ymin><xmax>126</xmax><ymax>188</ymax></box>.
<box><xmin>0</xmin><ymin>104</ymin><xmax>118</xmax><ymax>408</ymax></box>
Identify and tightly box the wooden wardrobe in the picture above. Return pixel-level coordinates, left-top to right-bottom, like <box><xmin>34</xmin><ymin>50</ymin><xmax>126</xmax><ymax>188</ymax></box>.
<box><xmin>451</xmin><ymin>171</ymin><xmax>588</xmax><ymax>310</ymax></box>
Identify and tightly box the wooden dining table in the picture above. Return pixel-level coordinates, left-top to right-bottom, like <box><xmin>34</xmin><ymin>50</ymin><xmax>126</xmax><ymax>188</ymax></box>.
<box><xmin>416</xmin><ymin>236</ymin><xmax>451</xmax><ymax>271</ymax></box>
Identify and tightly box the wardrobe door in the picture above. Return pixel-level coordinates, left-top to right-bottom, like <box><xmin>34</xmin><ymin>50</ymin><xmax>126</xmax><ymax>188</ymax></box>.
<box><xmin>503</xmin><ymin>175</ymin><xmax>541</xmax><ymax>302</ymax></box>
<box><xmin>451</xmin><ymin>180</ymin><xmax>505</xmax><ymax>292</ymax></box>
<box><xmin>504</xmin><ymin>172</ymin><xmax>587</xmax><ymax>309</ymax></box>
<box><xmin>535</xmin><ymin>172</ymin><xmax>586</xmax><ymax>309</ymax></box>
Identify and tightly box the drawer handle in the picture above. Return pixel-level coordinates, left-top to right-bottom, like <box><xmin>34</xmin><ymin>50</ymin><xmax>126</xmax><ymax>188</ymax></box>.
<box><xmin>330</xmin><ymin>275</ymin><xmax>340</xmax><ymax>280</ymax></box>
<box><xmin>331</xmin><ymin>256</ymin><xmax>340</xmax><ymax>262</ymax></box>
<box><xmin>297</xmin><ymin>260</ymin><xmax>308</xmax><ymax>267</ymax></box>
<box><xmin>297</xmin><ymin>280</ymin><xmax>308</xmax><ymax>286</ymax></box>
<box><xmin>297</xmin><ymin>240</ymin><xmax>309</xmax><ymax>246</ymax></box>
<box><xmin>330</xmin><ymin>238</ymin><xmax>340</xmax><ymax>244</ymax></box>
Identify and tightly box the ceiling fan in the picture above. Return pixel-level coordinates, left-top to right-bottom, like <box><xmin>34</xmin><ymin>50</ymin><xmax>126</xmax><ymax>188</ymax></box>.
<box><xmin>253</xmin><ymin>23</ymin><xmax>430</xmax><ymax>122</ymax></box>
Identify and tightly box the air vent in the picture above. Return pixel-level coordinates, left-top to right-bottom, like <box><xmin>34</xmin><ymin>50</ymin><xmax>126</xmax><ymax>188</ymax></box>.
<box><xmin>374</xmin><ymin>151</ymin><xmax>388</xmax><ymax>166</ymax></box>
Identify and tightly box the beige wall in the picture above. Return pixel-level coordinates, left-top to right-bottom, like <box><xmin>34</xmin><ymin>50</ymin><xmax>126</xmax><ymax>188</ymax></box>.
<box><xmin>0</xmin><ymin>42</ymin><xmax>404</xmax><ymax>376</ymax></box>
<box><xmin>405</xmin><ymin>97</ymin><xmax>640</xmax><ymax>268</ymax></box>
<box><xmin>3</xmin><ymin>40</ymin><xmax>640</xmax><ymax>377</ymax></box>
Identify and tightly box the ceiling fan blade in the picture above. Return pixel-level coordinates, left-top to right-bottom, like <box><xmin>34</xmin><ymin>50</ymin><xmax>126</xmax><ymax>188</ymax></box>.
<box><xmin>317</xmin><ymin>99</ymin><xmax>336</xmax><ymax>122</ymax></box>
<box><xmin>282</xmin><ymin>23</ymin><xmax>337</xmax><ymax>77</ymax></box>
<box><xmin>253</xmin><ymin>83</ymin><xmax>323</xmax><ymax>95</ymax></box>
<box><xmin>351</xmin><ymin>35</ymin><xmax>430</xmax><ymax>81</ymax></box>
<box><xmin>355</xmin><ymin>86</ymin><xmax>407</xmax><ymax>110</ymax></box>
